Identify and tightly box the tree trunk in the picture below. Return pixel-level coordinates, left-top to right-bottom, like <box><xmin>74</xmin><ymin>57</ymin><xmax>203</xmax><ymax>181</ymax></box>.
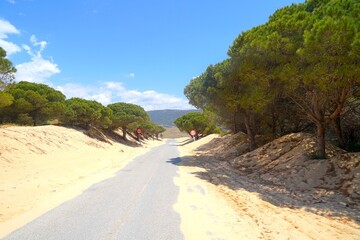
<box><xmin>271</xmin><ymin>111</ymin><xmax>277</xmax><ymax>136</ymax></box>
<box><xmin>328</xmin><ymin>87</ymin><xmax>349</xmax><ymax>149</ymax></box>
<box><xmin>279</xmin><ymin>119</ymin><xmax>284</xmax><ymax>135</ymax></box>
<box><xmin>233</xmin><ymin>112</ymin><xmax>238</xmax><ymax>133</ymax></box>
<box><xmin>315</xmin><ymin>122</ymin><xmax>326</xmax><ymax>159</ymax></box>
<box><xmin>244</xmin><ymin>111</ymin><xmax>256</xmax><ymax>151</ymax></box>
<box><xmin>332</xmin><ymin>117</ymin><xmax>345</xmax><ymax>149</ymax></box>
<box><xmin>312</xmin><ymin>92</ymin><xmax>327</xmax><ymax>159</ymax></box>
<box><xmin>33</xmin><ymin>111</ymin><xmax>39</xmax><ymax>126</ymax></box>
<box><xmin>122</xmin><ymin>127</ymin><xmax>127</xmax><ymax>140</ymax></box>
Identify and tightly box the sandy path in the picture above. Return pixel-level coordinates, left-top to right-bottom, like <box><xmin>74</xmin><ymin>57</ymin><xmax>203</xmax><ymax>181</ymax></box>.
<box><xmin>0</xmin><ymin>125</ymin><xmax>164</xmax><ymax>238</ymax></box>
<box><xmin>1</xmin><ymin>127</ymin><xmax>359</xmax><ymax>239</ymax></box>
<box><xmin>176</xmin><ymin>136</ymin><xmax>360</xmax><ymax>240</ymax></box>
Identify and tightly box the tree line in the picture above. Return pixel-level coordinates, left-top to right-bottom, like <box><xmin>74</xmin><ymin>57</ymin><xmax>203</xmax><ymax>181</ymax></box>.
<box><xmin>0</xmin><ymin>49</ymin><xmax>165</xmax><ymax>140</ymax></box>
<box><xmin>184</xmin><ymin>0</ymin><xmax>359</xmax><ymax>158</ymax></box>
<box><xmin>174</xmin><ymin>111</ymin><xmax>222</xmax><ymax>138</ymax></box>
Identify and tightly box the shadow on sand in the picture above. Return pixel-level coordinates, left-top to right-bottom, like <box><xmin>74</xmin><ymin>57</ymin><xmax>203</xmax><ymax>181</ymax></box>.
<box><xmin>167</xmin><ymin>151</ymin><xmax>360</xmax><ymax>224</ymax></box>
<box><xmin>65</xmin><ymin>126</ymin><xmax>143</xmax><ymax>148</ymax></box>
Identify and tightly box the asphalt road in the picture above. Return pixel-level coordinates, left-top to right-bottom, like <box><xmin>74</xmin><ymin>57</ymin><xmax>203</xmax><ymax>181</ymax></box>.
<box><xmin>5</xmin><ymin>139</ymin><xmax>184</xmax><ymax>240</ymax></box>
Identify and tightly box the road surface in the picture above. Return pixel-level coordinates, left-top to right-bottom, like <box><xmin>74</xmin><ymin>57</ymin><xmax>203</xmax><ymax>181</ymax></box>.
<box><xmin>5</xmin><ymin>139</ymin><xmax>183</xmax><ymax>240</ymax></box>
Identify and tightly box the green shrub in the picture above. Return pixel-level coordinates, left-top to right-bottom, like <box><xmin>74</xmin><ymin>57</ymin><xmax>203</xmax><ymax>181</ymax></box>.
<box><xmin>16</xmin><ymin>113</ymin><xmax>34</xmax><ymax>126</ymax></box>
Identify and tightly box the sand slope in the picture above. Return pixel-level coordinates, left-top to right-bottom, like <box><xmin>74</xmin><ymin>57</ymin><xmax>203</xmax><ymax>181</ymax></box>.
<box><xmin>177</xmin><ymin>134</ymin><xmax>360</xmax><ymax>240</ymax></box>
<box><xmin>0</xmin><ymin>125</ymin><xmax>164</xmax><ymax>237</ymax></box>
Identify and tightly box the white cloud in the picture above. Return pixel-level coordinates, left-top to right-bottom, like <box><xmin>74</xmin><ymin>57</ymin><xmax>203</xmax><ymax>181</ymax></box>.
<box><xmin>15</xmin><ymin>35</ymin><xmax>60</xmax><ymax>83</ymax></box>
<box><xmin>58</xmin><ymin>81</ymin><xmax>194</xmax><ymax>110</ymax></box>
<box><xmin>126</xmin><ymin>73</ymin><xmax>135</xmax><ymax>78</ymax></box>
<box><xmin>57</xmin><ymin>83</ymin><xmax>113</xmax><ymax>105</ymax></box>
<box><xmin>22</xmin><ymin>44</ymin><xmax>31</xmax><ymax>52</ymax></box>
<box><xmin>105</xmin><ymin>81</ymin><xmax>193</xmax><ymax>110</ymax></box>
<box><xmin>6</xmin><ymin>0</ymin><xmax>16</xmax><ymax>4</ymax></box>
<box><xmin>30</xmin><ymin>35</ymin><xmax>47</xmax><ymax>52</ymax></box>
<box><xmin>89</xmin><ymin>91</ymin><xmax>112</xmax><ymax>105</ymax></box>
<box><xmin>57</xmin><ymin>83</ymin><xmax>93</xmax><ymax>99</ymax></box>
<box><xmin>119</xmin><ymin>89</ymin><xmax>192</xmax><ymax>110</ymax></box>
<box><xmin>16</xmin><ymin>57</ymin><xmax>60</xmax><ymax>83</ymax></box>
<box><xmin>0</xmin><ymin>18</ymin><xmax>21</xmax><ymax>55</ymax></box>
<box><xmin>105</xmin><ymin>81</ymin><xmax>125</xmax><ymax>91</ymax></box>
<box><xmin>106</xmin><ymin>81</ymin><xmax>194</xmax><ymax>110</ymax></box>
<box><xmin>0</xmin><ymin>19</ymin><xmax>19</xmax><ymax>37</ymax></box>
<box><xmin>0</xmin><ymin>39</ymin><xmax>21</xmax><ymax>56</ymax></box>
<box><xmin>0</xmin><ymin>19</ymin><xmax>59</xmax><ymax>83</ymax></box>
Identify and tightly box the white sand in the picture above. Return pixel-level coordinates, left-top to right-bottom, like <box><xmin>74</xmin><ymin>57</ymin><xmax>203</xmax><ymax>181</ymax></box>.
<box><xmin>174</xmin><ymin>135</ymin><xmax>252</xmax><ymax>239</ymax></box>
<box><xmin>2</xmin><ymin>128</ymin><xmax>359</xmax><ymax>239</ymax></box>
<box><xmin>175</xmin><ymin>135</ymin><xmax>360</xmax><ymax>240</ymax></box>
<box><xmin>0</xmin><ymin>125</ymin><xmax>164</xmax><ymax>238</ymax></box>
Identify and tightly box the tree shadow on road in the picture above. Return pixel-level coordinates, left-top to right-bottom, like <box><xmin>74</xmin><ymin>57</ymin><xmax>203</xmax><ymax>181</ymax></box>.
<box><xmin>167</xmin><ymin>157</ymin><xmax>182</xmax><ymax>164</ymax></box>
<box><xmin>174</xmin><ymin>138</ymin><xmax>194</xmax><ymax>146</ymax></box>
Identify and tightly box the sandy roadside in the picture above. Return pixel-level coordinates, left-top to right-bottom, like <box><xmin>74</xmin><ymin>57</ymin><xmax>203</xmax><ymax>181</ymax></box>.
<box><xmin>174</xmin><ymin>135</ymin><xmax>253</xmax><ymax>239</ymax></box>
<box><xmin>2</xmin><ymin>128</ymin><xmax>359</xmax><ymax>239</ymax></box>
<box><xmin>174</xmin><ymin>135</ymin><xmax>360</xmax><ymax>240</ymax></box>
<box><xmin>0</xmin><ymin>125</ymin><xmax>164</xmax><ymax>238</ymax></box>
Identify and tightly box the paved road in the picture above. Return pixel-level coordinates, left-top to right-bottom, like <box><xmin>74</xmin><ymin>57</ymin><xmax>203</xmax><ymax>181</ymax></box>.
<box><xmin>5</xmin><ymin>139</ymin><xmax>183</xmax><ymax>240</ymax></box>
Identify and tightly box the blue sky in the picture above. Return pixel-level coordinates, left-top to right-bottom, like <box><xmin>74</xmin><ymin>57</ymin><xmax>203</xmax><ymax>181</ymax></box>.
<box><xmin>0</xmin><ymin>0</ymin><xmax>304</xmax><ymax>110</ymax></box>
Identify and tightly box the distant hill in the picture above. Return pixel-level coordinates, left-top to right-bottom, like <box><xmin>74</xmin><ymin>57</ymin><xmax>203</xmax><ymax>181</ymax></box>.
<box><xmin>148</xmin><ymin>109</ymin><xmax>200</xmax><ymax>127</ymax></box>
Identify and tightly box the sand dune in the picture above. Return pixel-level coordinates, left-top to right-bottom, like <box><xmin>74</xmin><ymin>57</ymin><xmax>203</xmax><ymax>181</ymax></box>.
<box><xmin>0</xmin><ymin>125</ymin><xmax>164</xmax><ymax>237</ymax></box>
<box><xmin>2</xmin><ymin>126</ymin><xmax>359</xmax><ymax>239</ymax></box>
<box><xmin>176</xmin><ymin>134</ymin><xmax>360</xmax><ymax>240</ymax></box>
